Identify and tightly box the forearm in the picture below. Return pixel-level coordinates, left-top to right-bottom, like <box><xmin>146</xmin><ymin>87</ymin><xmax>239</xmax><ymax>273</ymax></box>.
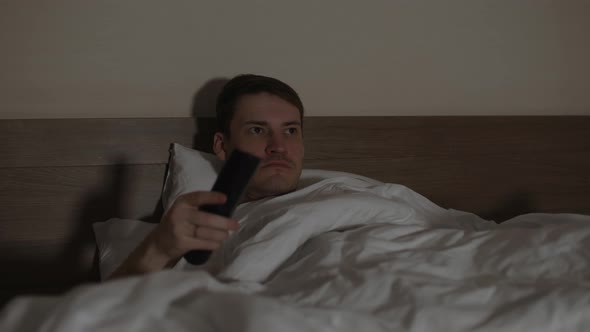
<box><xmin>107</xmin><ymin>237</ymin><xmax>179</xmax><ymax>280</ymax></box>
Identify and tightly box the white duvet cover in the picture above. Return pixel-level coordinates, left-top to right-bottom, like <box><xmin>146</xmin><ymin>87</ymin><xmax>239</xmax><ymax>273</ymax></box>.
<box><xmin>2</xmin><ymin>175</ymin><xmax>590</xmax><ymax>331</ymax></box>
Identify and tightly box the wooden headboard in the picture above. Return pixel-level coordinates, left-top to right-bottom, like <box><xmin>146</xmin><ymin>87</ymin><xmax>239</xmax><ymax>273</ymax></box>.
<box><xmin>1</xmin><ymin>116</ymin><xmax>589</xmax><ymax>306</ymax></box>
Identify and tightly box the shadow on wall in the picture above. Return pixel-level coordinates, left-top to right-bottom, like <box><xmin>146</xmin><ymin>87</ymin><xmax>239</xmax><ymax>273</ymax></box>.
<box><xmin>80</xmin><ymin>77</ymin><xmax>230</xmax><ymax>227</ymax></box>
<box><xmin>481</xmin><ymin>192</ymin><xmax>534</xmax><ymax>223</ymax></box>
<box><xmin>0</xmin><ymin>159</ymin><xmax>130</xmax><ymax>308</ymax></box>
<box><xmin>143</xmin><ymin>77</ymin><xmax>230</xmax><ymax>223</ymax></box>
<box><xmin>191</xmin><ymin>77</ymin><xmax>230</xmax><ymax>153</ymax></box>
<box><xmin>67</xmin><ymin>158</ymin><xmax>130</xmax><ymax>281</ymax></box>
<box><xmin>41</xmin><ymin>78</ymin><xmax>229</xmax><ymax>290</ymax></box>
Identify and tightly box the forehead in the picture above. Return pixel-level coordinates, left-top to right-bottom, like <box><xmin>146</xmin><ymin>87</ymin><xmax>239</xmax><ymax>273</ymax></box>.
<box><xmin>232</xmin><ymin>92</ymin><xmax>301</xmax><ymax>125</ymax></box>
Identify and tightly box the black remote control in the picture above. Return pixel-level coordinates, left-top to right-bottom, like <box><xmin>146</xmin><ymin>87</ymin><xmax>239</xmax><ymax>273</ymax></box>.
<box><xmin>184</xmin><ymin>149</ymin><xmax>261</xmax><ymax>265</ymax></box>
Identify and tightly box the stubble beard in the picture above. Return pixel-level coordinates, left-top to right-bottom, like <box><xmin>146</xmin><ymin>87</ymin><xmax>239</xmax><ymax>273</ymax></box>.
<box><xmin>245</xmin><ymin>169</ymin><xmax>301</xmax><ymax>202</ymax></box>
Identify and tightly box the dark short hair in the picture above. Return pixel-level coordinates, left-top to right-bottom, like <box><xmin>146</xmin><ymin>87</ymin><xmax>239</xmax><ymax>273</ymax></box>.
<box><xmin>216</xmin><ymin>74</ymin><xmax>304</xmax><ymax>137</ymax></box>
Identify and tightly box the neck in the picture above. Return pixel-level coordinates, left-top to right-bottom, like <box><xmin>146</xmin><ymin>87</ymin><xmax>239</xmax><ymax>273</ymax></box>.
<box><xmin>242</xmin><ymin>188</ymin><xmax>295</xmax><ymax>203</ymax></box>
<box><xmin>241</xmin><ymin>190</ymin><xmax>274</xmax><ymax>203</ymax></box>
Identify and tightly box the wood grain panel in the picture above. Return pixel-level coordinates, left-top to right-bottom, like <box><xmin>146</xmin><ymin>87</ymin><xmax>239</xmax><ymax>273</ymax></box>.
<box><xmin>302</xmin><ymin>116</ymin><xmax>590</xmax><ymax>160</ymax></box>
<box><xmin>302</xmin><ymin>116</ymin><xmax>590</xmax><ymax>220</ymax></box>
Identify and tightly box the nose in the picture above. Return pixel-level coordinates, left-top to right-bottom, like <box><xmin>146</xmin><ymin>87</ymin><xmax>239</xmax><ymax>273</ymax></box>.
<box><xmin>265</xmin><ymin>132</ymin><xmax>286</xmax><ymax>155</ymax></box>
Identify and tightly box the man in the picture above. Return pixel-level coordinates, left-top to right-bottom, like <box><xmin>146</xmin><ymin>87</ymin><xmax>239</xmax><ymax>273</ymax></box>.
<box><xmin>110</xmin><ymin>74</ymin><xmax>305</xmax><ymax>279</ymax></box>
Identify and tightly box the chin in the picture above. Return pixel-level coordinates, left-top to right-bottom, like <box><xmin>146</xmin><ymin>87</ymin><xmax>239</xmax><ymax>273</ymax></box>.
<box><xmin>252</xmin><ymin>171</ymin><xmax>299</xmax><ymax>197</ymax></box>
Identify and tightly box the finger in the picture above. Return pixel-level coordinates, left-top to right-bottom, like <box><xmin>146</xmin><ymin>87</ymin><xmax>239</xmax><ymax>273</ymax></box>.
<box><xmin>184</xmin><ymin>238</ymin><xmax>222</xmax><ymax>251</ymax></box>
<box><xmin>178</xmin><ymin>191</ymin><xmax>227</xmax><ymax>207</ymax></box>
<box><xmin>174</xmin><ymin>217</ymin><xmax>237</xmax><ymax>243</ymax></box>
<box><xmin>194</xmin><ymin>226</ymin><xmax>230</xmax><ymax>242</ymax></box>
<box><xmin>188</xmin><ymin>211</ymin><xmax>240</xmax><ymax>231</ymax></box>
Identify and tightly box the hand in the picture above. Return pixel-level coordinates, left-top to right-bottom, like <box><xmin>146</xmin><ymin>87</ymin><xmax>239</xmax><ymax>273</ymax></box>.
<box><xmin>147</xmin><ymin>191</ymin><xmax>240</xmax><ymax>264</ymax></box>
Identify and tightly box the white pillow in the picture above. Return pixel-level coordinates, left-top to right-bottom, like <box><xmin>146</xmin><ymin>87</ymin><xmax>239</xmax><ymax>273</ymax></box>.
<box><xmin>161</xmin><ymin>143</ymin><xmax>223</xmax><ymax>211</ymax></box>
<box><xmin>94</xmin><ymin>143</ymin><xmax>372</xmax><ymax>279</ymax></box>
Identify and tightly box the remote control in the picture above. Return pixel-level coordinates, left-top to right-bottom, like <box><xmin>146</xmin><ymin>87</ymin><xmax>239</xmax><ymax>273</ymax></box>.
<box><xmin>184</xmin><ymin>149</ymin><xmax>261</xmax><ymax>265</ymax></box>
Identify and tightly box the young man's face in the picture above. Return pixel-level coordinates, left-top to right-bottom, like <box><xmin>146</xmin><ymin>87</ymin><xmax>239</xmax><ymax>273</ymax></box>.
<box><xmin>213</xmin><ymin>92</ymin><xmax>304</xmax><ymax>201</ymax></box>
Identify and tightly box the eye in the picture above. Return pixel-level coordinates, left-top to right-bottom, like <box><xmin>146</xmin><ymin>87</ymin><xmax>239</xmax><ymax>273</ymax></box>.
<box><xmin>248</xmin><ymin>126</ymin><xmax>265</xmax><ymax>135</ymax></box>
<box><xmin>285</xmin><ymin>127</ymin><xmax>299</xmax><ymax>135</ymax></box>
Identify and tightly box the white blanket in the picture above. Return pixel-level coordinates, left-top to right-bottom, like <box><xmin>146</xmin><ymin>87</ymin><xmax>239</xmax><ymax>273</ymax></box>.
<box><xmin>2</xmin><ymin>176</ymin><xmax>590</xmax><ymax>331</ymax></box>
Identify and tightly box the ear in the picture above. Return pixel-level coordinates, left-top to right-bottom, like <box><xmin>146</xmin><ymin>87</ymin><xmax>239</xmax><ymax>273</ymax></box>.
<box><xmin>213</xmin><ymin>132</ymin><xmax>228</xmax><ymax>161</ymax></box>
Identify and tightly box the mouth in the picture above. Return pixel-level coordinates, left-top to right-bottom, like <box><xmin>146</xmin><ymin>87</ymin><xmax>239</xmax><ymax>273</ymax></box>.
<box><xmin>262</xmin><ymin>161</ymin><xmax>292</xmax><ymax>169</ymax></box>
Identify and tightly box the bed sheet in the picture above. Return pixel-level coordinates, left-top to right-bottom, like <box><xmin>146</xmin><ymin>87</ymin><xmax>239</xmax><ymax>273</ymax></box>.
<box><xmin>2</xmin><ymin>176</ymin><xmax>589</xmax><ymax>331</ymax></box>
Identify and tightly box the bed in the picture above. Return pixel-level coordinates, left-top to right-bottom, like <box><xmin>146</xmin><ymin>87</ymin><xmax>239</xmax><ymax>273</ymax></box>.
<box><xmin>1</xmin><ymin>116</ymin><xmax>589</xmax><ymax>330</ymax></box>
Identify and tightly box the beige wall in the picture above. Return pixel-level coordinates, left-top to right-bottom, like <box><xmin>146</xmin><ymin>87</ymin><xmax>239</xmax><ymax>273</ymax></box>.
<box><xmin>1</xmin><ymin>1</ymin><xmax>589</xmax><ymax>119</ymax></box>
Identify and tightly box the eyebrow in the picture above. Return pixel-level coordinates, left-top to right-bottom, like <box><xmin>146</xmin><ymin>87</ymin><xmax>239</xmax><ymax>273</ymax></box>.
<box><xmin>242</xmin><ymin>120</ymin><xmax>302</xmax><ymax>127</ymax></box>
<box><xmin>283</xmin><ymin>121</ymin><xmax>302</xmax><ymax>127</ymax></box>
